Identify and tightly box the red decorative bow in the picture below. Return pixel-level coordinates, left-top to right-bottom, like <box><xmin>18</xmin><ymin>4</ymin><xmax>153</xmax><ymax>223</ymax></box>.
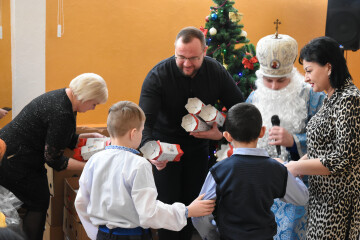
<box><xmin>242</xmin><ymin>56</ymin><xmax>258</xmax><ymax>70</ymax></box>
<box><xmin>200</xmin><ymin>26</ymin><xmax>208</xmax><ymax>36</ymax></box>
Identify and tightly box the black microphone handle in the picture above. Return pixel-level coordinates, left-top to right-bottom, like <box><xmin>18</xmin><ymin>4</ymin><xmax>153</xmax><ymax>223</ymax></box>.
<box><xmin>276</xmin><ymin>145</ymin><xmax>281</xmax><ymax>156</ymax></box>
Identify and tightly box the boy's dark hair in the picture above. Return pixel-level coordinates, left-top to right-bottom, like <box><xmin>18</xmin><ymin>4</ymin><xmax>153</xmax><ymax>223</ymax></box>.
<box><xmin>299</xmin><ymin>36</ymin><xmax>351</xmax><ymax>89</ymax></box>
<box><xmin>225</xmin><ymin>103</ymin><xmax>262</xmax><ymax>143</ymax></box>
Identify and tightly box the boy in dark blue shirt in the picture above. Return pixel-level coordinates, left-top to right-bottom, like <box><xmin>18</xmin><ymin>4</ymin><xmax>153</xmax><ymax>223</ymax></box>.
<box><xmin>192</xmin><ymin>103</ymin><xmax>308</xmax><ymax>240</ymax></box>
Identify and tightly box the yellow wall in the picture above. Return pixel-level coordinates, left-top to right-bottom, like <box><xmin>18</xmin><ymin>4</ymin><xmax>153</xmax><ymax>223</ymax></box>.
<box><xmin>2</xmin><ymin>0</ymin><xmax>359</xmax><ymax>126</ymax></box>
<box><xmin>0</xmin><ymin>0</ymin><xmax>12</xmax><ymax>128</ymax></box>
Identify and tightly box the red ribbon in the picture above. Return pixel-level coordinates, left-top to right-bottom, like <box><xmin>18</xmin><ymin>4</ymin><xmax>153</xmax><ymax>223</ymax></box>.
<box><xmin>242</xmin><ymin>56</ymin><xmax>258</xmax><ymax>70</ymax></box>
<box><xmin>200</xmin><ymin>26</ymin><xmax>208</xmax><ymax>36</ymax></box>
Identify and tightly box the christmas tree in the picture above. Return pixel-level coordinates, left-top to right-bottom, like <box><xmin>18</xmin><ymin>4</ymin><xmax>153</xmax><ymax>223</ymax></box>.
<box><xmin>200</xmin><ymin>0</ymin><xmax>260</xmax><ymax>166</ymax></box>
<box><xmin>200</xmin><ymin>0</ymin><xmax>259</xmax><ymax>100</ymax></box>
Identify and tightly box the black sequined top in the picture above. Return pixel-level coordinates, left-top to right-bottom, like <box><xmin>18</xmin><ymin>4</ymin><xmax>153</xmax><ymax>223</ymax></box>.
<box><xmin>0</xmin><ymin>88</ymin><xmax>78</xmax><ymax>172</ymax></box>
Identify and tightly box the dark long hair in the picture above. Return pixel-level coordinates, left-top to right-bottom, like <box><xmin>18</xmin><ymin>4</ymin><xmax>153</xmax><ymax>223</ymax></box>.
<box><xmin>299</xmin><ymin>36</ymin><xmax>351</xmax><ymax>89</ymax></box>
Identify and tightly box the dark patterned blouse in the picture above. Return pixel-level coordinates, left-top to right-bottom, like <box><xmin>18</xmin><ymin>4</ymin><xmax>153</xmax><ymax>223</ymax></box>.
<box><xmin>306</xmin><ymin>79</ymin><xmax>360</xmax><ymax>240</ymax></box>
<box><xmin>0</xmin><ymin>88</ymin><xmax>78</xmax><ymax>173</ymax></box>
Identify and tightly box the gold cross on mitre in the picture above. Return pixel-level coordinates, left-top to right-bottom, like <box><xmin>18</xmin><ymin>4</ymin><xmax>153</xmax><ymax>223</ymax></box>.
<box><xmin>274</xmin><ymin>19</ymin><xmax>281</xmax><ymax>38</ymax></box>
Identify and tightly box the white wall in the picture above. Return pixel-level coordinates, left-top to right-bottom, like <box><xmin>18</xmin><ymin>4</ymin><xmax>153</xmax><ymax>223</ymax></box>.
<box><xmin>11</xmin><ymin>0</ymin><xmax>46</xmax><ymax>116</ymax></box>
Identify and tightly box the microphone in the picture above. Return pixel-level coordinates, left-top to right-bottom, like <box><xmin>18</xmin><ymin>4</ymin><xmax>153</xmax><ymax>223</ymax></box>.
<box><xmin>271</xmin><ymin>115</ymin><xmax>281</xmax><ymax>156</ymax></box>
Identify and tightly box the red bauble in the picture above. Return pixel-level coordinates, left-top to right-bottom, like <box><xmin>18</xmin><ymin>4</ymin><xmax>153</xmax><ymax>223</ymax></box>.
<box><xmin>205</xmin><ymin>15</ymin><xmax>210</xmax><ymax>22</ymax></box>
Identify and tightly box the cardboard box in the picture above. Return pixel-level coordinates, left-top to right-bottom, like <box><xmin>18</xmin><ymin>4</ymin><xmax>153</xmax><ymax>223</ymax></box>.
<box><xmin>46</xmin><ymin>164</ymin><xmax>82</xmax><ymax>197</ymax></box>
<box><xmin>198</xmin><ymin>104</ymin><xmax>226</xmax><ymax>127</ymax></box>
<box><xmin>46</xmin><ymin>195</ymin><xmax>64</xmax><ymax>226</ymax></box>
<box><xmin>43</xmin><ymin>222</ymin><xmax>63</xmax><ymax>240</ymax></box>
<box><xmin>63</xmin><ymin>207</ymin><xmax>90</xmax><ymax>240</ymax></box>
<box><xmin>184</xmin><ymin>97</ymin><xmax>204</xmax><ymax>114</ymax></box>
<box><xmin>81</xmin><ymin>138</ymin><xmax>110</xmax><ymax>161</ymax></box>
<box><xmin>64</xmin><ymin>177</ymin><xmax>80</xmax><ymax>222</ymax></box>
<box><xmin>216</xmin><ymin>143</ymin><xmax>234</xmax><ymax>162</ymax></box>
<box><xmin>181</xmin><ymin>114</ymin><xmax>210</xmax><ymax>132</ymax></box>
<box><xmin>140</xmin><ymin>141</ymin><xmax>183</xmax><ymax>162</ymax></box>
<box><xmin>76</xmin><ymin>126</ymin><xmax>109</xmax><ymax>137</ymax></box>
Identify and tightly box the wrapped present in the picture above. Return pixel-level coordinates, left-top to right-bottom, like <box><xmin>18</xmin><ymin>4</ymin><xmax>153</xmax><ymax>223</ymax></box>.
<box><xmin>185</xmin><ymin>97</ymin><xmax>205</xmax><ymax>114</ymax></box>
<box><xmin>72</xmin><ymin>138</ymin><xmax>110</xmax><ymax>161</ymax></box>
<box><xmin>198</xmin><ymin>104</ymin><xmax>226</xmax><ymax>127</ymax></box>
<box><xmin>81</xmin><ymin>138</ymin><xmax>111</xmax><ymax>161</ymax></box>
<box><xmin>140</xmin><ymin>140</ymin><xmax>183</xmax><ymax>162</ymax></box>
<box><xmin>181</xmin><ymin>114</ymin><xmax>210</xmax><ymax>132</ymax></box>
<box><xmin>216</xmin><ymin>143</ymin><xmax>234</xmax><ymax>162</ymax></box>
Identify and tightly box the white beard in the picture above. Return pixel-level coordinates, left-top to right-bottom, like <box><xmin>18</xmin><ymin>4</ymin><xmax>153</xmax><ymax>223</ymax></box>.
<box><xmin>252</xmin><ymin>68</ymin><xmax>308</xmax><ymax>159</ymax></box>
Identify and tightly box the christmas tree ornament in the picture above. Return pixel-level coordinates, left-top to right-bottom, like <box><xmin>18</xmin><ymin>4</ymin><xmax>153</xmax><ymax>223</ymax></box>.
<box><xmin>240</xmin><ymin>30</ymin><xmax>247</xmax><ymax>37</ymax></box>
<box><xmin>229</xmin><ymin>12</ymin><xmax>243</xmax><ymax>22</ymax></box>
<box><xmin>200</xmin><ymin>26</ymin><xmax>208</xmax><ymax>37</ymax></box>
<box><xmin>205</xmin><ymin>15</ymin><xmax>210</xmax><ymax>22</ymax></box>
<box><xmin>242</xmin><ymin>55</ymin><xmax>258</xmax><ymax>70</ymax></box>
<box><xmin>209</xmin><ymin>27</ymin><xmax>217</xmax><ymax>35</ymax></box>
<box><xmin>211</xmin><ymin>13</ymin><xmax>218</xmax><ymax>20</ymax></box>
<box><xmin>221</xmin><ymin>53</ymin><xmax>228</xmax><ymax>69</ymax></box>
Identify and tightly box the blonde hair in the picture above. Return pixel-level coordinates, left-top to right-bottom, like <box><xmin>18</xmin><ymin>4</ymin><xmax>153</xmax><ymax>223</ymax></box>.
<box><xmin>107</xmin><ymin>101</ymin><xmax>146</xmax><ymax>138</ymax></box>
<box><xmin>69</xmin><ymin>73</ymin><xmax>108</xmax><ymax>104</ymax></box>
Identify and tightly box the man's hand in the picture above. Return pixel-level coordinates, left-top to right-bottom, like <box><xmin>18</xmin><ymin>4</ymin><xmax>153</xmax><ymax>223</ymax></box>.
<box><xmin>268</xmin><ymin>126</ymin><xmax>294</xmax><ymax>147</ymax></box>
<box><xmin>187</xmin><ymin>194</ymin><xmax>216</xmax><ymax>218</ymax></box>
<box><xmin>189</xmin><ymin>122</ymin><xmax>222</xmax><ymax>140</ymax></box>
<box><xmin>149</xmin><ymin>159</ymin><xmax>168</xmax><ymax>170</ymax></box>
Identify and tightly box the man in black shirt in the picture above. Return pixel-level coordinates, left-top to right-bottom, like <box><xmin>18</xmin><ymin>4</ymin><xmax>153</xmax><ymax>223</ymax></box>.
<box><xmin>139</xmin><ymin>26</ymin><xmax>243</xmax><ymax>240</ymax></box>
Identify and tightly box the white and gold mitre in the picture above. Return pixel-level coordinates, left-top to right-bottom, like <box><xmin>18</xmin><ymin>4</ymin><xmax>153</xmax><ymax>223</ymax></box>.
<box><xmin>256</xmin><ymin>34</ymin><xmax>298</xmax><ymax>77</ymax></box>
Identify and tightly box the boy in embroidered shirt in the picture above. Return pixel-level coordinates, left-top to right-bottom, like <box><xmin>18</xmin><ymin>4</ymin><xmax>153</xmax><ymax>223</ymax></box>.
<box><xmin>75</xmin><ymin>101</ymin><xmax>215</xmax><ymax>240</ymax></box>
<box><xmin>192</xmin><ymin>103</ymin><xmax>309</xmax><ymax>240</ymax></box>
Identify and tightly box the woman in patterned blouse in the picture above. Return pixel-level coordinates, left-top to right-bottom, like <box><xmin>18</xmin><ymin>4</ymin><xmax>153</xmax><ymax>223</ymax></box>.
<box><xmin>0</xmin><ymin>73</ymin><xmax>108</xmax><ymax>240</ymax></box>
<box><xmin>286</xmin><ymin>37</ymin><xmax>360</xmax><ymax>240</ymax></box>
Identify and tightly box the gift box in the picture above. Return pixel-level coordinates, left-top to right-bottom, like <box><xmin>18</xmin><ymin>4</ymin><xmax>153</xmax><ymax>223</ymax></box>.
<box><xmin>198</xmin><ymin>104</ymin><xmax>226</xmax><ymax>127</ymax></box>
<box><xmin>185</xmin><ymin>97</ymin><xmax>205</xmax><ymax>115</ymax></box>
<box><xmin>77</xmin><ymin>138</ymin><xmax>110</xmax><ymax>161</ymax></box>
<box><xmin>181</xmin><ymin>114</ymin><xmax>210</xmax><ymax>132</ymax></box>
<box><xmin>140</xmin><ymin>140</ymin><xmax>183</xmax><ymax>162</ymax></box>
<box><xmin>216</xmin><ymin>143</ymin><xmax>234</xmax><ymax>162</ymax></box>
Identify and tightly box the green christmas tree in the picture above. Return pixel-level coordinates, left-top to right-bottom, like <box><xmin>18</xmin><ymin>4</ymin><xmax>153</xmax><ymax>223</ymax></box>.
<box><xmin>201</xmin><ymin>0</ymin><xmax>259</xmax><ymax>100</ymax></box>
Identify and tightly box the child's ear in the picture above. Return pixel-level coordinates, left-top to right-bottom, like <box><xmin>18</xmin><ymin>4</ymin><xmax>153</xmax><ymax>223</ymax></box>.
<box><xmin>129</xmin><ymin>128</ymin><xmax>137</xmax><ymax>140</ymax></box>
<box><xmin>223</xmin><ymin>131</ymin><xmax>233</xmax><ymax>142</ymax></box>
<box><xmin>259</xmin><ymin>126</ymin><xmax>266</xmax><ymax>138</ymax></box>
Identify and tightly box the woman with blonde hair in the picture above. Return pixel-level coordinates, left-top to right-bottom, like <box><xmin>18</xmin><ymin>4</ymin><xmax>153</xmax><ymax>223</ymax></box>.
<box><xmin>0</xmin><ymin>73</ymin><xmax>108</xmax><ymax>240</ymax></box>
